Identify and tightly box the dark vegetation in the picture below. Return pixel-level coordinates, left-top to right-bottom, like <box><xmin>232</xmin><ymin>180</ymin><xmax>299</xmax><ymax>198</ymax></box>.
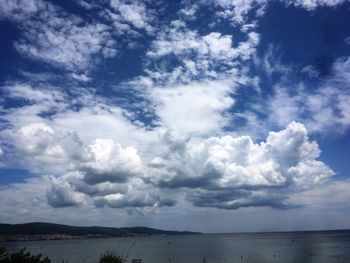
<box><xmin>98</xmin><ymin>252</ymin><xmax>123</xmax><ymax>263</ymax></box>
<box><xmin>0</xmin><ymin>247</ymin><xmax>123</xmax><ymax>263</ymax></box>
<box><xmin>0</xmin><ymin>247</ymin><xmax>50</xmax><ymax>263</ymax></box>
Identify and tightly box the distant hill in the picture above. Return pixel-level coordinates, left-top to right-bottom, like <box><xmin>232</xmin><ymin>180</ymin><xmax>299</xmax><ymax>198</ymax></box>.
<box><xmin>0</xmin><ymin>222</ymin><xmax>201</xmax><ymax>242</ymax></box>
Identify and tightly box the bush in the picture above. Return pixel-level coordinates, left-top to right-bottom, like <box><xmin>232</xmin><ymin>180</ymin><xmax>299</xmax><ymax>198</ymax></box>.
<box><xmin>0</xmin><ymin>246</ymin><xmax>124</xmax><ymax>263</ymax></box>
<box><xmin>98</xmin><ymin>253</ymin><xmax>123</xmax><ymax>263</ymax></box>
<box><xmin>0</xmin><ymin>247</ymin><xmax>51</xmax><ymax>263</ymax></box>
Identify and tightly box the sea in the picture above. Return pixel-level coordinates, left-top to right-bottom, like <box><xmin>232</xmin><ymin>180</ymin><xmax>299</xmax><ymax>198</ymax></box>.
<box><xmin>3</xmin><ymin>230</ymin><xmax>350</xmax><ymax>263</ymax></box>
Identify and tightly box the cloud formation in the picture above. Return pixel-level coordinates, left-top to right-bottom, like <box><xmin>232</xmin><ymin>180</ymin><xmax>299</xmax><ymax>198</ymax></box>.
<box><xmin>266</xmin><ymin>56</ymin><xmax>350</xmax><ymax>134</ymax></box>
<box><xmin>38</xmin><ymin>122</ymin><xmax>334</xmax><ymax>210</ymax></box>
<box><xmin>0</xmin><ymin>0</ymin><xmax>117</xmax><ymax>72</ymax></box>
<box><xmin>146</xmin><ymin>21</ymin><xmax>260</xmax><ymax>84</ymax></box>
<box><xmin>147</xmin><ymin>122</ymin><xmax>334</xmax><ymax>209</ymax></box>
<box><xmin>0</xmin><ymin>0</ymin><xmax>348</xmax><ymax>226</ymax></box>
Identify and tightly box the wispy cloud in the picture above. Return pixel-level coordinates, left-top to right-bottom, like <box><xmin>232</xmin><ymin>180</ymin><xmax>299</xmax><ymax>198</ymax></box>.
<box><xmin>0</xmin><ymin>0</ymin><xmax>117</xmax><ymax>72</ymax></box>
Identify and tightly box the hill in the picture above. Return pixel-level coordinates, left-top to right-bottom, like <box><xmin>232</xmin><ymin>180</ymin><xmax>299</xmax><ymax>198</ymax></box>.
<box><xmin>0</xmin><ymin>222</ymin><xmax>201</xmax><ymax>242</ymax></box>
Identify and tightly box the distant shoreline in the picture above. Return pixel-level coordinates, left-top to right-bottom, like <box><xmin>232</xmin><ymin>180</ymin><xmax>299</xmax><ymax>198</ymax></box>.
<box><xmin>1</xmin><ymin>234</ymin><xmax>130</xmax><ymax>243</ymax></box>
<box><xmin>1</xmin><ymin>222</ymin><xmax>349</xmax><ymax>243</ymax></box>
<box><xmin>0</xmin><ymin>233</ymin><xmax>181</xmax><ymax>243</ymax></box>
<box><xmin>0</xmin><ymin>222</ymin><xmax>201</xmax><ymax>242</ymax></box>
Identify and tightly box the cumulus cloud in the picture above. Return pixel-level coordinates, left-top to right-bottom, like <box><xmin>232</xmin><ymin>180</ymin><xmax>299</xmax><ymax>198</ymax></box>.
<box><xmin>0</xmin><ymin>82</ymin><xmax>157</xmax><ymax>179</ymax></box>
<box><xmin>135</xmin><ymin>21</ymin><xmax>260</xmax><ymax>136</ymax></box>
<box><xmin>148</xmin><ymin>122</ymin><xmax>334</xmax><ymax>209</ymax></box>
<box><xmin>4</xmin><ymin>122</ymin><xmax>81</xmax><ymax>174</ymax></box>
<box><xmin>4</xmin><ymin>121</ymin><xmax>153</xmax><ymax>209</ymax></box>
<box><xmin>7</xmin><ymin>122</ymin><xmax>143</xmax><ymax>181</ymax></box>
<box><xmin>47</xmin><ymin>177</ymin><xmax>86</xmax><ymax>208</ymax></box>
<box><xmin>1</xmin><ymin>83</ymin><xmax>153</xmax><ymax>149</ymax></box>
<box><xmin>150</xmin><ymin>80</ymin><xmax>234</xmax><ymax>135</ymax></box>
<box><xmin>2</xmin><ymin>88</ymin><xmax>334</xmax><ymax>211</ymax></box>
<box><xmin>45</xmin><ymin>169</ymin><xmax>176</xmax><ymax>209</ymax></box>
<box><xmin>94</xmin><ymin>178</ymin><xmax>175</xmax><ymax>209</ymax></box>
<box><xmin>82</xmin><ymin>139</ymin><xmax>142</xmax><ymax>184</ymax></box>
<box><xmin>0</xmin><ymin>0</ymin><xmax>347</xmax><ymax>218</ymax></box>
<box><xmin>0</xmin><ymin>83</ymin><xmax>163</xmax><ymax>210</ymax></box>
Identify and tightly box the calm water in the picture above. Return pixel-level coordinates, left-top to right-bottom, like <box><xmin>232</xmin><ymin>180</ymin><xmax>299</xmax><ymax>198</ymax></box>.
<box><xmin>4</xmin><ymin>231</ymin><xmax>350</xmax><ymax>263</ymax></box>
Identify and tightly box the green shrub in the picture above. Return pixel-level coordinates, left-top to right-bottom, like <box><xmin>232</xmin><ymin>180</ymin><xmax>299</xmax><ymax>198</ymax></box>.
<box><xmin>98</xmin><ymin>253</ymin><xmax>123</xmax><ymax>263</ymax></box>
<box><xmin>0</xmin><ymin>247</ymin><xmax>51</xmax><ymax>263</ymax></box>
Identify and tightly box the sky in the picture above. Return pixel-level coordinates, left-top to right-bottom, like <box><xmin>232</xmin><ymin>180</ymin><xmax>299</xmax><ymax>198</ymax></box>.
<box><xmin>0</xmin><ymin>0</ymin><xmax>350</xmax><ymax>233</ymax></box>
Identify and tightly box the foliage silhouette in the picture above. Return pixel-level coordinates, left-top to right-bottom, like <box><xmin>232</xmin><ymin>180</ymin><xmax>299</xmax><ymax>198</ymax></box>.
<box><xmin>98</xmin><ymin>252</ymin><xmax>123</xmax><ymax>263</ymax></box>
<box><xmin>0</xmin><ymin>247</ymin><xmax>50</xmax><ymax>263</ymax></box>
<box><xmin>0</xmin><ymin>246</ymin><xmax>125</xmax><ymax>263</ymax></box>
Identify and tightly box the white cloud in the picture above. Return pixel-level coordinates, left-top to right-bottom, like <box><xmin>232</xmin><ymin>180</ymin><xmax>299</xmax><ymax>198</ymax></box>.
<box><xmin>148</xmin><ymin>122</ymin><xmax>334</xmax><ymax>209</ymax></box>
<box><xmin>118</xmin><ymin>3</ymin><xmax>147</xmax><ymax>29</ymax></box>
<box><xmin>214</xmin><ymin>0</ymin><xmax>268</xmax><ymax>25</ymax></box>
<box><xmin>147</xmin><ymin>25</ymin><xmax>259</xmax><ymax>65</ymax></box>
<box><xmin>3</xmin><ymin>83</ymin><xmax>64</xmax><ymax>103</ymax></box>
<box><xmin>6</xmin><ymin>122</ymin><xmax>82</xmax><ymax>174</ymax></box>
<box><xmin>47</xmin><ymin>176</ymin><xmax>86</xmax><ymax>207</ymax></box>
<box><xmin>286</xmin><ymin>0</ymin><xmax>347</xmax><ymax>10</ymax></box>
<box><xmin>148</xmin><ymin>30</ymin><xmax>236</xmax><ymax>59</ymax></box>
<box><xmin>108</xmin><ymin>0</ymin><xmax>155</xmax><ymax>34</ymax></box>
<box><xmin>0</xmin><ymin>177</ymin><xmax>52</xmax><ymax>221</ymax></box>
<box><xmin>301</xmin><ymin>65</ymin><xmax>320</xmax><ymax>78</ymax></box>
<box><xmin>15</xmin><ymin>21</ymin><xmax>117</xmax><ymax>71</ymax></box>
<box><xmin>1</xmin><ymin>0</ymin><xmax>346</xmax><ymax>75</ymax></box>
<box><xmin>253</xmin><ymin>44</ymin><xmax>293</xmax><ymax>79</ymax></box>
<box><xmin>268</xmin><ymin>57</ymin><xmax>350</xmax><ymax>134</ymax></box>
<box><xmin>94</xmin><ymin>178</ymin><xmax>175</xmax><ymax>209</ymax></box>
<box><xmin>138</xmin><ymin>23</ymin><xmax>260</xmax><ymax>135</ymax></box>
<box><xmin>0</xmin><ymin>82</ymin><xmax>169</xmax><ymax>210</ymax></box>
<box><xmin>5</xmin><ymin>121</ymin><xmax>145</xmax><ymax>183</ymax></box>
<box><xmin>1</xmin><ymin>81</ymin><xmax>335</xmax><ymax>211</ymax></box>
<box><xmin>2</xmin><ymin>119</ymin><xmax>157</xmax><ymax>209</ymax></box>
<box><xmin>0</xmin><ymin>0</ymin><xmax>347</xmax><ymax>219</ymax></box>
<box><xmin>178</xmin><ymin>4</ymin><xmax>199</xmax><ymax>20</ymax></box>
<box><xmin>0</xmin><ymin>0</ymin><xmax>43</xmax><ymax>21</ymax></box>
<box><xmin>150</xmin><ymin>80</ymin><xmax>234</xmax><ymax>135</ymax></box>
<box><xmin>140</xmin><ymin>19</ymin><xmax>261</xmax><ymax>96</ymax></box>
<box><xmin>82</xmin><ymin>139</ymin><xmax>143</xmax><ymax>184</ymax></box>
<box><xmin>0</xmin><ymin>83</ymin><xmax>156</xmax><ymax>172</ymax></box>
<box><xmin>70</xmin><ymin>73</ymin><xmax>92</xmax><ymax>82</ymax></box>
<box><xmin>345</xmin><ymin>36</ymin><xmax>350</xmax><ymax>45</ymax></box>
<box><xmin>0</xmin><ymin>0</ymin><xmax>117</xmax><ymax>71</ymax></box>
<box><xmin>237</xmin><ymin>55</ymin><xmax>350</xmax><ymax>136</ymax></box>
<box><xmin>289</xmin><ymin>179</ymin><xmax>350</xmax><ymax>208</ymax></box>
<box><xmin>212</xmin><ymin>0</ymin><xmax>347</xmax><ymax>27</ymax></box>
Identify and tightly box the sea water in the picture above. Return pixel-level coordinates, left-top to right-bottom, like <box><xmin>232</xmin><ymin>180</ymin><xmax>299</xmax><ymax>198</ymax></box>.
<box><xmin>4</xmin><ymin>230</ymin><xmax>350</xmax><ymax>263</ymax></box>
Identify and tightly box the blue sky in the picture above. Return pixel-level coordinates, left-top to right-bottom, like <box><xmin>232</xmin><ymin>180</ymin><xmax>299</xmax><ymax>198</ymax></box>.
<box><xmin>0</xmin><ymin>0</ymin><xmax>350</xmax><ymax>233</ymax></box>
